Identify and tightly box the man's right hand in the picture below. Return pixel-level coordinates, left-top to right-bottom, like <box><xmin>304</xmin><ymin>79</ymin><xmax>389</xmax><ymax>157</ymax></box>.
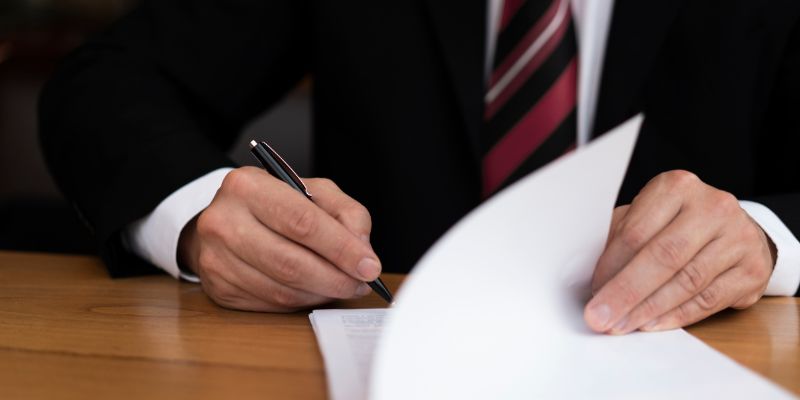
<box><xmin>177</xmin><ymin>167</ymin><xmax>381</xmax><ymax>312</ymax></box>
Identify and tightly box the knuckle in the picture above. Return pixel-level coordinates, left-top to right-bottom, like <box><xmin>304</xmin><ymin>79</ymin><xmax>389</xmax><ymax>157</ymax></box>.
<box><xmin>316</xmin><ymin>177</ymin><xmax>338</xmax><ymax>190</ymax></box>
<box><xmin>639</xmin><ymin>295</ymin><xmax>661</xmax><ymax>318</ymax></box>
<box><xmin>676</xmin><ymin>261</ymin><xmax>706</xmax><ymax>294</ymax></box>
<box><xmin>271</xmin><ymin>252</ymin><xmax>303</xmax><ymax>285</ymax></box>
<box><xmin>709</xmin><ymin>190</ymin><xmax>739</xmax><ymax>216</ymax></box>
<box><xmin>196</xmin><ymin>208</ymin><xmax>226</xmax><ymax>239</ymax></box>
<box><xmin>696</xmin><ymin>286</ymin><xmax>720</xmax><ymax>311</ymax></box>
<box><xmin>286</xmin><ymin>207</ymin><xmax>319</xmax><ymax>239</ymax></box>
<box><xmin>611</xmin><ymin>205</ymin><xmax>629</xmax><ymax>223</ymax></box>
<box><xmin>348</xmin><ymin>202</ymin><xmax>370</xmax><ymax>219</ymax></box>
<box><xmin>344</xmin><ymin>203</ymin><xmax>372</xmax><ymax>228</ymax></box>
<box><xmin>675</xmin><ymin>302</ymin><xmax>693</xmax><ymax>325</ymax></box>
<box><xmin>756</xmin><ymin>261</ymin><xmax>772</xmax><ymax>281</ymax></box>
<box><xmin>618</xmin><ymin>223</ymin><xmax>648</xmax><ymax>251</ymax></box>
<box><xmin>663</xmin><ymin>170</ymin><xmax>699</xmax><ymax>188</ymax></box>
<box><xmin>270</xmin><ymin>286</ymin><xmax>302</xmax><ymax>309</ymax></box>
<box><xmin>648</xmin><ymin>236</ymin><xmax>688</xmax><ymax>269</ymax></box>
<box><xmin>631</xmin><ymin>192</ymin><xmax>645</xmax><ymax>205</ymax></box>
<box><xmin>306</xmin><ymin>177</ymin><xmax>339</xmax><ymax>193</ymax></box>
<box><xmin>221</xmin><ymin>167</ymin><xmax>256</xmax><ymax>195</ymax></box>
<box><xmin>743</xmin><ymin>259</ymin><xmax>771</xmax><ymax>283</ymax></box>
<box><xmin>739</xmin><ymin>223</ymin><xmax>763</xmax><ymax>246</ymax></box>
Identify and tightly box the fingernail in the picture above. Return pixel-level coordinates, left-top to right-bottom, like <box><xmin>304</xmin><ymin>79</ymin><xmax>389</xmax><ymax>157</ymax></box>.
<box><xmin>641</xmin><ymin>319</ymin><xmax>659</xmax><ymax>331</ymax></box>
<box><xmin>611</xmin><ymin>316</ymin><xmax>629</xmax><ymax>334</ymax></box>
<box><xmin>357</xmin><ymin>257</ymin><xmax>380</xmax><ymax>280</ymax></box>
<box><xmin>355</xmin><ymin>283</ymin><xmax>372</xmax><ymax>297</ymax></box>
<box><xmin>588</xmin><ymin>303</ymin><xmax>612</xmax><ymax>330</ymax></box>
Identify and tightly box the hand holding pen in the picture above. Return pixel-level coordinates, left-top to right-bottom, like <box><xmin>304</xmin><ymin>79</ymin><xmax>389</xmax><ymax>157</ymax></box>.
<box><xmin>249</xmin><ymin>140</ymin><xmax>393</xmax><ymax>304</ymax></box>
<box><xmin>176</xmin><ymin>142</ymin><xmax>391</xmax><ymax>312</ymax></box>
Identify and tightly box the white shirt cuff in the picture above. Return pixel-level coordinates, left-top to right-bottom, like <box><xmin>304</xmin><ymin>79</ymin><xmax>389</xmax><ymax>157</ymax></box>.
<box><xmin>740</xmin><ymin>200</ymin><xmax>800</xmax><ymax>296</ymax></box>
<box><xmin>124</xmin><ymin>168</ymin><xmax>234</xmax><ymax>282</ymax></box>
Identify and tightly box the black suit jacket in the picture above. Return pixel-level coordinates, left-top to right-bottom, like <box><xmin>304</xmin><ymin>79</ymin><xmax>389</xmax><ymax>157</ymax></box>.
<box><xmin>39</xmin><ymin>0</ymin><xmax>800</xmax><ymax>296</ymax></box>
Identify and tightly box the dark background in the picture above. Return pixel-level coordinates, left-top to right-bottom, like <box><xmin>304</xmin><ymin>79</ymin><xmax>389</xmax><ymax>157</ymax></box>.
<box><xmin>0</xmin><ymin>0</ymin><xmax>312</xmax><ymax>255</ymax></box>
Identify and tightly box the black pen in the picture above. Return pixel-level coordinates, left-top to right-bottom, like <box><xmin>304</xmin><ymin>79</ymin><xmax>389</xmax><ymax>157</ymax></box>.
<box><xmin>249</xmin><ymin>140</ymin><xmax>394</xmax><ymax>304</ymax></box>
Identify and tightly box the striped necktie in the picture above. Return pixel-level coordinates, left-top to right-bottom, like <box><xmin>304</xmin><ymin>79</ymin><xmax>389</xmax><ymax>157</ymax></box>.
<box><xmin>482</xmin><ymin>0</ymin><xmax>578</xmax><ymax>197</ymax></box>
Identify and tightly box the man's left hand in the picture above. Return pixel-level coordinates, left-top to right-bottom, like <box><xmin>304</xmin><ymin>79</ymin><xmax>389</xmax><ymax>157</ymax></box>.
<box><xmin>584</xmin><ymin>170</ymin><xmax>776</xmax><ymax>334</ymax></box>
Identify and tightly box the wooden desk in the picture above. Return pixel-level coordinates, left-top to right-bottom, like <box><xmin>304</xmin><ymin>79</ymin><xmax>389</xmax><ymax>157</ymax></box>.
<box><xmin>1</xmin><ymin>251</ymin><xmax>798</xmax><ymax>399</ymax></box>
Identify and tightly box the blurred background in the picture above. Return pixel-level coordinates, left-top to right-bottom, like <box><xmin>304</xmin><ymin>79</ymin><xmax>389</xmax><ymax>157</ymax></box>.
<box><xmin>0</xmin><ymin>0</ymin><xmax>312</xmax><ymax>255</ymax></box>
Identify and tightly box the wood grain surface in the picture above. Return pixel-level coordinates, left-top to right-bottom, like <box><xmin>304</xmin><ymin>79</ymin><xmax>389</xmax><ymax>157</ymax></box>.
<box><xmin>0</xmin><ymin>251</ymin><xmax>797</xmax><ymax>399</ymax></box>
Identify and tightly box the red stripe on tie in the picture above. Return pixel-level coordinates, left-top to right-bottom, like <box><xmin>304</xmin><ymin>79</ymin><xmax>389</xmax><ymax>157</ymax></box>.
<box><xmin>484</xmin><ymin>11</ymin><xmax>570</xmax><ymax>119</ymax></box>
<box><xmin>490</xmin><ymin>0</ymin><xmax>562</xmax><ymax>88</ymax></box>
<box><xmin>482</xmin><ymin>58</ymin><xmax>577</xmax><ymax>196</ymax></box>
<box><xmin>500</xmin><ymin>0</ymin><xmax>527</xmax><ymax>31</ymax></box>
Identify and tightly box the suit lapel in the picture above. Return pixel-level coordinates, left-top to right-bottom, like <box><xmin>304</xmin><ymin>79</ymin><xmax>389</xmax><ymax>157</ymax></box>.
<box><xmin>593</xmin><ymin>0</ymin><xmax>683</xmax><ymax>136</ymax></box>
<box><xmin>424</xmin><ymin>0</ymin><xmax>487</xmax><ymax>160</ymax></box>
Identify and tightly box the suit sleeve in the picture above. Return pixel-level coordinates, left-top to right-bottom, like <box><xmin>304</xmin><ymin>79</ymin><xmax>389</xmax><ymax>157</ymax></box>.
<box><xmin>39</xmin><ymin>0</ymin><xmax>310</xmax><ymax>277</ymax></box>
<box><xmin>753</xmin><ymin>16</ymin><xmax>800</xmax><ymax>296</ymax></box>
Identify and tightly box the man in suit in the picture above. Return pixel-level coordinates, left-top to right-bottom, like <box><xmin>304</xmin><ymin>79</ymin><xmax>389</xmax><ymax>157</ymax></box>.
<box><xmin>39</xmin><ymin>0</ymin><xmax>800</xmax><ymax>334</ymax></box>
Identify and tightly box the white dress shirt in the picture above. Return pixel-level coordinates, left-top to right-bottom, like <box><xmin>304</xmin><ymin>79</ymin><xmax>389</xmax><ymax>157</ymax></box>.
<box><xmin>125</xmin><ymin>0</ymin><xmax>800</xmax><ymax>296</ymax></box>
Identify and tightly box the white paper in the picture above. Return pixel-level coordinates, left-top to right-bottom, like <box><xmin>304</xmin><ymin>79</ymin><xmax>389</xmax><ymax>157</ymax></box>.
<box><xmin>370</xmin><ymin>115</ymin><xmax>793</xmax><ymax>399</ymax></box>
<box><xmin>309</xmin><ymin>309</ymin><xmax>387</xmax><ymax>400</ymax></box>
<box><xmin>309</xmin><ymin>115</ymin><xmax>793</xmax><ymax>400</ymax></box>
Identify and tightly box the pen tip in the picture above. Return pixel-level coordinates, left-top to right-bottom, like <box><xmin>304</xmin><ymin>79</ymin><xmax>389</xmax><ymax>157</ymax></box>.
<box><xmin>249</xmin><ymin>140</ymin><xmax>258</xmax><ymax>148</ymax></box>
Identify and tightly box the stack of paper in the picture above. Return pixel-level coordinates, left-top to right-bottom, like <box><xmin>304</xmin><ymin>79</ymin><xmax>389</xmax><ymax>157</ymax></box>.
<box><xmin>309</xmin><ymin>309</ymin><xmax>387</xmax><ymax>400</ymax></box>
<box><xmin>310</xmin><ymin>116</ymin><xmax>793</xmax><ymax>400</ymax></box>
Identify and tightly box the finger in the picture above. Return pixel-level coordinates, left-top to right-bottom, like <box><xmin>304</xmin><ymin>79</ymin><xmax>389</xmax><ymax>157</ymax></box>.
<box><xmin>592</xmin><ymin>205</ymin><xmax>631</xmax><ymax>295</ymax></box>
<box><xmin>224</xmin><ymin>251</ymin><xmax>337</xmax><ymax>309</ymax></box>
<box><xmin>201</xmin><ymin>274</ymin><xmax>276</xmax><ymax>311</ymax></box>
<box><xmin>607</xmin><ymin>236</ymin><xmax>743</xmax><ymax>334</ymax></box>
<box><xmin>638</xmin><ymin>261</ymin><xmax>759</xmax><ymax>331</ymax></box>
<box><xmin>606</xmin><ymin>205</ymin><xmax>630</xmax><ymax>242</ymax></box>
<box><xmin>306</xmin><ymin>178</ymin><xmax>373</xmax><ymax>241</ymax></box>
<box><xmin>591</xmin><ymin>179</ymin><xmax>684</xmax><ymax>293</ymax></box>
<box><xmin>228</xmin><ymin>168</ymin><xmax>382</xmax><ymax>281</ymax></box>
<box><xmin>585</xmin><ymin>208</ymin><xmax>722</xmax><ymax>332</ymax></box>
<box><xmin>227</xmin><ymin>211</ymin><xmax>370</xmax><ymax>299</ymax></box>
<box><xmin>195</xmin><ymin>246</ymin><xmax>302</xmax><ymax>312</ymax></box>
<box><xmin>198</xmin><ymin>245</ymin><xmax>332</xmax><ymax>312</ymax></box>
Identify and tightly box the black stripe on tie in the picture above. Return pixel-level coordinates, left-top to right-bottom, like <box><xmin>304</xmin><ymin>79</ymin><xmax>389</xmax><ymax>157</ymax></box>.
<box><xmin>483</xmin><ymin>21</ymin><xmax>576</xmax><ymax>151</ymax></box>
<box><xmin>491</xmin><ymin>109</ymin><xmax>577</xmax><ymax>194</ymax></box>
<box><xmin>494</xmin><ymin>0</ymin><xmax>554</xmax><ymax>69</ymax></box>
